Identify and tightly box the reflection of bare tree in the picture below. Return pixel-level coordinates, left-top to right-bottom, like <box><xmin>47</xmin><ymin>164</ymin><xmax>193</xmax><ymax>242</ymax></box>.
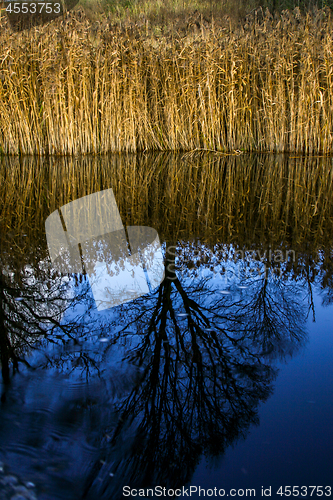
<box><xmin>0</xmin><ymin>253</ymin><xmax>82</xmax><ymax>392</ymax></box>
<box><xmin>0</xmin><ymin>239</ymin><xmax>321</xmax><ymax>500</ymax></box>
<box><xmin>80</xmin><ymin>243</ymin><xmax>307</xmax><ymax>499</ymax></box>
<box><xmin>223</xmin><ymin>277</ymin><xmax>307</xmax><ymax>360</ymax></box>
<box><xmin>316</xmin><ymin>248</ymin><xmax>333</xmax><ymax>307</ymax></box>
<box><xmin>278</xmin><ymin>244</ymin><xmax>333</xmax><ymax>312</ymax></box>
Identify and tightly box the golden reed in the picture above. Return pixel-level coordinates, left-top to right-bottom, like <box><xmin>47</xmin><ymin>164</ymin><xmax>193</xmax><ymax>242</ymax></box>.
<box><xmin>1</xmin><ymin>7</ymin><xmax>333</xmax><ymax>154</ymax></box>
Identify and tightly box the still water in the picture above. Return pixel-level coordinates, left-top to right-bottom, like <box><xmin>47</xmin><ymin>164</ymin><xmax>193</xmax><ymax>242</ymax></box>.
<box><xmin>0</xmin><ymin>153</ymin><xmax>332</xmax><ymax>499</ymax></box>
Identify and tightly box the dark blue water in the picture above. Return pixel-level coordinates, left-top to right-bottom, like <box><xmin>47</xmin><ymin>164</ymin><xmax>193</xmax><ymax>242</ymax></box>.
<box><xmin>191</xmin><ymin>292</ymin><xmax>333</xmax><ymax>497</ymax></box>
<box><xmin>0</xmin><ymin>246</ymin><xmax>332</xmax><ymax>499</ymax></box>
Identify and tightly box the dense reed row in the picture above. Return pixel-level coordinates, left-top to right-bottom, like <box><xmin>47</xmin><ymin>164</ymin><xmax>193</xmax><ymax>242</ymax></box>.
<box><xmin>0</xmin><ymin>7</ymin><xmax>333</xmax><ymax>155</ymax></box>
<box><xmin>1</xmin><ymin>153</ymin><xmax>333</xmax><ymax>249</ymax></box>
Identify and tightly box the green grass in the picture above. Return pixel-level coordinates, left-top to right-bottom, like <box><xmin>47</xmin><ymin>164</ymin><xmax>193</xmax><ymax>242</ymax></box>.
<box><xmin>78</xmin><ymin>0</ymin><xmax>333</xmax><ymax>25</ymax></box>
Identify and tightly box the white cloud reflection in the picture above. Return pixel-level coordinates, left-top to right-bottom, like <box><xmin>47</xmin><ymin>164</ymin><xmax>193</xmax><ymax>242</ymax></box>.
<box><xmin>45</xmin><ymin>189</ymin><xmax>164</xmax><ymax>310</ymax></box>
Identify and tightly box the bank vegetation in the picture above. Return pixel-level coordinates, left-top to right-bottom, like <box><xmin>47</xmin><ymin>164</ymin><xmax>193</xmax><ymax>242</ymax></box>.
<box><xmin>1</xmin><ymin>6</ymin><xmax>333</xmax><ymax>154</ymax></box>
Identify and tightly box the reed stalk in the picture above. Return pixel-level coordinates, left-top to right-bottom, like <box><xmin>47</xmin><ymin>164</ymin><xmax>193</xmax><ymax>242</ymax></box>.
<box><xmin>1</xmin><ymin>8</ymin><xmax>333</xmax><ymax>154</ymax></box>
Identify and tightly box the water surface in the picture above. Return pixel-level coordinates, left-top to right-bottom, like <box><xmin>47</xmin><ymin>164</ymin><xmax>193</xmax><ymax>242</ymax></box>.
<box><xmin>0</xmin><ymin>153</ymin><xmax>332</xmax><ymax>499</ymax></box>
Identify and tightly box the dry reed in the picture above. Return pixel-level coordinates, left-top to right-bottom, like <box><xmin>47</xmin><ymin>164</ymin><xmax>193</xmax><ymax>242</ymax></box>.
<box><xmin>1</xmin><ymin>7</ymin><xmax>333</xmax><ymax>154</ymax></box>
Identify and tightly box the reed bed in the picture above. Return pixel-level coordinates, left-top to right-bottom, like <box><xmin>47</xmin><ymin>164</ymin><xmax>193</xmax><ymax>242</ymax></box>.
<box><xmin>1</xmin><ymin>7</ymin><xmax>333</xmax><ymax>155</ymax></box>
<box><xmin>1</xmin><ymin>153</ymin><xmax>333</xmax><ymax>249</ymax></box>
